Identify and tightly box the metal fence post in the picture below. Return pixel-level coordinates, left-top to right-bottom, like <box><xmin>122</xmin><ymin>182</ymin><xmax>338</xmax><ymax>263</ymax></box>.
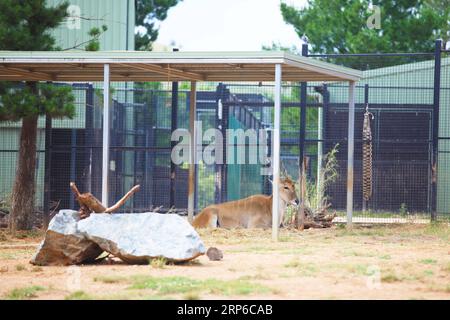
<box><xmin>347</xmin><ymin>81</ymin><xmax>356</xmax><ymax>226</ymax></box>
<box><xmin>187</xmin><ymin>81</ymin><xmax>197</xmax><ymax>223</ymax></box>
<box><xmin>215</xmin><ymin>83</ymin><xmax>225</xmax><ymax>204</ymax></box>
<box><xmin>170</xmin><ymin>48</ymin><xmax>179</xmax><ymax>209</ymax></box>
<box><xmin>102</xmin><ymin>64</ymin><xmax>110</xmax><ymax>206</ymax></box>
<box><xmin>272</xmin><ymin>63</ymin><xmax>282</xmax><ymax>241</ymax></box>
<box><xmin>217</xmin><ymin>84</ymin><xmax>229</xmax><ymax>203</ymax></box>
<box><xmin>43</xmin><ymin>114</ymin><xmax>52</xmax><ymax>228</ymax></box>
<box><xmin>432</xmin><ymin>39</ymin><xmax>442</xmax><ymax>221</ymax></box>
<box><xmin>299</xmin><ymin>43</ymin><xmax>308</xmax><ymax>175</ymax></box>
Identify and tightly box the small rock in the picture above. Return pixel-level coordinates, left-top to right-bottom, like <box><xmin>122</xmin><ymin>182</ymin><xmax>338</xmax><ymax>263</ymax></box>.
<box><xmin>206</xmin><ymin>247</ymin><xmax>223</xmax><ymax>261</ymax></box>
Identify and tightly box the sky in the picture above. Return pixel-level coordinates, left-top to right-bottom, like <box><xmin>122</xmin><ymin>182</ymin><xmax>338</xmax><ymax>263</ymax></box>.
<box><xmin>155</xmin><ymin>0</ymin><xmax>308</xmax><ymax>51</ymax></box>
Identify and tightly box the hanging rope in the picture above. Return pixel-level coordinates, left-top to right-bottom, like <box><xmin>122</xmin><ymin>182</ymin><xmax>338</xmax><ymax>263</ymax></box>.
<box><xmin>362</xmin><ymin>104</ymin><xmax>374</xmax><ymax>202</ymax></box>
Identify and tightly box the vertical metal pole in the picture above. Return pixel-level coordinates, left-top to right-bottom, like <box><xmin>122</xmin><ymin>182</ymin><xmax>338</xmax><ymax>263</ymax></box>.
<box><xmin>43</xmin><ymin>114</ymin><xmax>52</xmax><ymax>228</ymax></box>
<box><xmin>85</xmin><ymin>84</ymin><xmax>94</xmax><ymax>193</ymax></box>
<box><xmin>69</xmin><ymin>129</ymin><xmax>77</xmax><ymax>209</ymax></box>
<box><xmin>347</xmin><ymin>81</ymin><xmax>356</xmax><ymax>226</ymax></box>
<box><xmin>316</xmin><ymin>88</ymin><xmax>324</xmax><ymax>210</ymax></box>
<box><xmin>170</xmin><ymin>48</ymin><xmax>179</xmax><ymax>209</ymax></box>
<box><xmin>272</xmin><ymin>64</ymin><xmax>282</xmax><ymax>241</ymax></box>
<box><xmin>215</xmin><ymin>83</ymin><xmax>224</xmax><ymax>204</ymax></box>
<box><xmin>102</xmin><ymin>64</ymin><xmax>110</xmax><ymax>206</ymax></box>
<box><xmin>299</xmin><ymin>44</ymin><xmax>308</xmax><ymax>172</ymax></box>
<box><xmin>432</xmin><ymin>39</ymin><xmax>442</xmax><ymax>220</ymax></box>
<box><xmin>219</xmin><ymin>84</ymin><xmax>229</xmax><ymax>203</ymax></box>
<box><xmin>188</xmin><ymin>81</ymin><xmax>197</xmax><ymax>223</ymax></box>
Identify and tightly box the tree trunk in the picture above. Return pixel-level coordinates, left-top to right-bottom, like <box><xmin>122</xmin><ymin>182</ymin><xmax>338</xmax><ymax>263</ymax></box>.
<box><xmin>10</xmin><ymin>91</ymin><xmax>38</xmax><ymax>232</ymax></box>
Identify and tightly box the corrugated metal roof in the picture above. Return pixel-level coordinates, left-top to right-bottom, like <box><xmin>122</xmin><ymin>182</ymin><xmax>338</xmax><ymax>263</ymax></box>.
<box><xmin>0</xmin><ymin>50</ymin><xmax>362</xmax><ymax>82</ymax></box>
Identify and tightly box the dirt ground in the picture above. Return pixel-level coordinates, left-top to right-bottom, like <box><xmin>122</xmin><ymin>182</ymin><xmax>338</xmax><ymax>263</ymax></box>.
<box><xmin>0</xmin><ymin>224</ymin><xmax>449</xmax><ymax>300</ymax></box>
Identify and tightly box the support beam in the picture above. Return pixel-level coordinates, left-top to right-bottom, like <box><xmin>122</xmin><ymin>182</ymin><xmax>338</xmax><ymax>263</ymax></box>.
<box><xmin>101</xmin><ymin>64</ymin><xmax>110</xmax><ymax>206</ymax></box>
<box><xmin>119</xmin><ymin>63</ymin><xmax>204</xmax><ymax>81</ymax></box>
<box><xmin>347</xmin><ymin>81</ymin><xmax>356</xmax><ymax>227</ymax></box>
<box><xmin>272</xmin><ymin>64</ymin><xmax>282</xmax><ymax>241</ymax></box>
<box><xmin>188</xmin><ymin>81</ymin><xmax>197</xmax><ymax>223</ymax></box>
<box><xmin>0</xmin><ymin>66</ymin><xmax>53</xmax><ymax>81</ymax></box>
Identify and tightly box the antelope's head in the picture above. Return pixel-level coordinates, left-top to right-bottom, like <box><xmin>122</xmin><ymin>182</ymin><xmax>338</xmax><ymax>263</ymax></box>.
<box><xmin>279</xmin><ymin>177</ymin><xmax>299</xmax><ymax>206</ymax></box>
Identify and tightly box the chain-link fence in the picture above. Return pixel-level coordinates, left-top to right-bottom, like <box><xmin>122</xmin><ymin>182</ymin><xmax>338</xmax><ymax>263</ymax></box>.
<box><xmin>1</xmin><ymin>42</ymin><xmax>449</xmax><ymax>224</ymax></box>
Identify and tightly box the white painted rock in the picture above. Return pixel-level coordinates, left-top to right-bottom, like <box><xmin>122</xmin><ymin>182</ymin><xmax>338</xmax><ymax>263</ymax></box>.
<box><xmin>78</xmin><ymin>212</ymin><xmax>206</xmax><ymax>264</ymax></box>
<box><xmin>30</xmin><ymin>210</ymin><xmax>103</xmax><ymax>266</ymax></box>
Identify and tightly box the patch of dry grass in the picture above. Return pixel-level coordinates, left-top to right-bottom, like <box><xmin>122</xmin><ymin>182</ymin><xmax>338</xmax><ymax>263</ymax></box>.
<box><xmin>149</xmin><ymin>257</ymin><xmax>168</xmax><ymax>269</ymax></box>
<box><xmin>4</xmin><ymin>285</ymin><xmax>45</xmax><ymax>300</ymax></box>
<box><xmin>93</xmin><ymin>275</ymin><xmax>127</xmax><ymax>284</ymax></box>
<box><xmin>0</xmin><ymin>229</ymin><xmax>45</xmax><ymax>243</ymax></box>
<box><xmin>129</xmin><ymin>275</ymin><xmax>273</xmax><ymax>297</ymax></box>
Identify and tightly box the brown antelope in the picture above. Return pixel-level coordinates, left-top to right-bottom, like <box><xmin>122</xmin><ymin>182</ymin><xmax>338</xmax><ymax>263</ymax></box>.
<box><xmin>192</xmin><ymin>177</ymin><xmax>299</xmax><ymax>229</ymax></box>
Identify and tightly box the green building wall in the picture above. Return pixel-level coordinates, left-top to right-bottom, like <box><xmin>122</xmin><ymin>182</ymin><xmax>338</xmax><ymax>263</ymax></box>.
<box><xmin>0</xmin><ymin>0</ymin><xmax>135</xmax><ymax>207</ymax></box>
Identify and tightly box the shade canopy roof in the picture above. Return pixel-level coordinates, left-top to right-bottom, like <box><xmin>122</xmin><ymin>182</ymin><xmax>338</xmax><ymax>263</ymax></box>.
<box><xmin>0</xmin><ymin>51</ymin><xmax>362</xmax><ymax>83</ymax></box>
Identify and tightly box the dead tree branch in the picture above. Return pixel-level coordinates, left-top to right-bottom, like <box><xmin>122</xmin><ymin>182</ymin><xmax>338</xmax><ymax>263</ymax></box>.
<box><xmin>70</xmin><ymin>182</ymin><xmax>140</xmax><ymax>219</ymax></box>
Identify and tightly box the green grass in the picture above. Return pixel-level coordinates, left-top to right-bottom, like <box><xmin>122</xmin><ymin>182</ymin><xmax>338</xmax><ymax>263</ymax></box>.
<box><xmin>342</xmin><ymin>250</ymin><xmax>375</xmax><ymax>257</ymax></box>
<box><xmin>129</xmin><ymin>275</ymin><xmax>271</xmax><ymax>296</ymax></box>
<box><xmin>283</xmin><ymin>260</ymin><xmax>318</xmax><ymax>276</ymax></box>
<box><xmin>347</xmin><ymin>264</ymin><xmax>371</xmax><ymax>276</ymax></box>
<box><xmin>5</xmin><ymin>285</ymin><xmax>45</xmax><ymax>300</ymax></box>
<box><xmin>279</xmin><ymin>236</ymin><xmax>294</xmax><ymax>242</ymax></box>
<box><xmin>238</xmin><ymin>273</ymin><xmax>272</xmax><ymax>281</ymax></box>
<box><xmin>65</xmin><ymin>291</ymin><xmax>93</xmax><ymax>300</ymax></box>
<box><xmin>335</xmin><ymin>226</ymin><xmax>388</xmax><ymax>237</ymax></box>
<box><xmin>423</xmin><ymin>270</ymin><xmax>434</xmax><ymax>277</ymax></box>
<box><xmin>0</xmin><ymin>249</ymin><xmax>35</xmax><ymax>260</ymax></box>
<box><xmin>93</xmin><ymin>275</ymin><xmax>127</xmax><ymax>284</ymax></box>
<box><xmin>417</xmin><ymin>223</ymin><xmax>449</xmax><ymax>241</ymax></box>
<box><xmin>419</xmin><ymin>259</ymin><xmax>437</xmax><ymax>265</ymax></box>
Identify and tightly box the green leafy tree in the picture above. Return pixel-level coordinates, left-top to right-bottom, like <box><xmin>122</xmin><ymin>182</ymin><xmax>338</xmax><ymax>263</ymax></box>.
<box><xmin>135</xmin><ymin>0</ymin><xmax>182</xmax><ymax>51</ymax></box>
<box><xmin>0</xmin><ymin>0</ymin><xmax>76</xmax><ymax>232</ymax></box>
<box><xmin>280</xmin><ymin>0</ymin><xmax>450</xmax><ymax>67</ymax></box>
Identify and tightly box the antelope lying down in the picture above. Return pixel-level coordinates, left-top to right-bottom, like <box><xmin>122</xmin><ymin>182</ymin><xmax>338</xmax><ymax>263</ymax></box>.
<box><xmin>192</xmin><ymin>177</ymin><xmax>299</xmax><ymax>229</ymax></box>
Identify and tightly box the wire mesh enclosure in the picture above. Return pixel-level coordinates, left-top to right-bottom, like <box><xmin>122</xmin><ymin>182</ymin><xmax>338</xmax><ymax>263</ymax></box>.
<box><xmin>1</xmin><ymin>42</ymin><xmax>449</xmax><ymax>225</ymax></box>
